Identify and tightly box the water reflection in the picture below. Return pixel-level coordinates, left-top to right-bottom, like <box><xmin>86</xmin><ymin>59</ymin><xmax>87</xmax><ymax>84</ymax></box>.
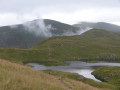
<box><xmin>27</xmin><ymin>61</ymin><xmax>120</xmax><ymax>82</ymax></box>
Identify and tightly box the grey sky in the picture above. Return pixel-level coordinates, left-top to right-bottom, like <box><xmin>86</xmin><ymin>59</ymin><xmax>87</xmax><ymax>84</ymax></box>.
<box><xmin>0</xmin><ymin>0</ymin><xmax>120</xmax><ymax>26</ymax></box>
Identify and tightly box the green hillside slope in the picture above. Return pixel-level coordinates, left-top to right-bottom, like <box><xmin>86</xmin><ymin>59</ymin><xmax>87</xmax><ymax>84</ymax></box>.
<box><xmin>33</xmin><ymin>29</ymin><xmax>120</xmax><ymax>60</ymax></box>
<box><xmin>0</xmin><ymin>29</ymin><xmax>120</xmax><ymax>65</ymax></box>
<box><xmin>92</xmin><ymin>66</ymin><xmax>120</xmax><ymax>89</ymax></box>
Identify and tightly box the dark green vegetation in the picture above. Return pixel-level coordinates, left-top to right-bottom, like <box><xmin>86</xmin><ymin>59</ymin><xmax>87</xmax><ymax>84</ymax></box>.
<box><xmin>33</xmin><ymin>29</ymin><xmax>120</xmax><ymax>60</ymax></box>
<box><xmin>0</xmin><ymin>29</ymin><xmax>120</xmax><ymax>65</ymax></box>
<box><xmin>43</xmin><ymin>70</ymin><xmax>117</xmax><ymax>90</ymax></box>
<box><xmin>74</xmin><ymin>22</ymin><xmax>120</xmax><ymax>32</ymax></box>
<box><xmin>92</xmin><ymin>66</ymin><xmax>120</xmax><ymax>89</ymax></box>
<box><xmin>0</xmin><ymin>19</ymin><xmax>78</xmax><ymax>48</ymax></box>
<box><xmin>0</xmin><ymin>48</ymin><xmax>68</xmax><ymax>66</ymax></box>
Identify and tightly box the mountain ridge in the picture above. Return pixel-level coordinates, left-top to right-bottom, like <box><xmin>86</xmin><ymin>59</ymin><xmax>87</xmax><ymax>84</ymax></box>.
<box><xmin>0</xmin><ymin>19</ymin><xmax>79</xmax><ymax>48</ymax></box>
<box><xmin>73</xmin><ymin>22</ymin><xmax>120</xmax><ymax>32</ymax></box>
<box><xmin>0</xmin><ymin>19</ymin><xmax>120</xmax><ymax>49</ymax></box>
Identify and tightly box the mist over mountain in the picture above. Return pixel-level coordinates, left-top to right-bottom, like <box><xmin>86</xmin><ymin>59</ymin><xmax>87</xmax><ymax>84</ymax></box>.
<box><xmin>0</xmin><ymin>19</ymin><xmax>81</xmax><ymax>48</ymax></box>
<box><xmin>74</xmin><ymin>22</ymin><xmax>120</xmax><ymax>32</ymax></box>
<box><xmin>0</xmin><ymin>19</ymin><xmax>120</xmax><ymax>49</ymax></box>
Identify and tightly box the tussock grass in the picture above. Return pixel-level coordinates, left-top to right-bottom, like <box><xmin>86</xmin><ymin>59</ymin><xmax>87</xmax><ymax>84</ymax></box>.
<box><xmin>92</xmin><ymin>66</ymin><xmax>120</xmax><ymax>89</ymax></box>
<box><xmin>0</xmin><ymin>59</ymin><xmax>104</xmax><ymax>90</ymax></box>
<box><xmin>43</xmin><ymin>70</ymin><xmax>117</xmax><ymax>90</ymax></box>
<box><xmin>62</xmin><ymin>78</ymin><xmax>101</xmax><ymax>90</ymax></box>
<box><xmin>0</xmin><ymin>59</ymin><xmax>69</xmax><ymax>90</ymax></box>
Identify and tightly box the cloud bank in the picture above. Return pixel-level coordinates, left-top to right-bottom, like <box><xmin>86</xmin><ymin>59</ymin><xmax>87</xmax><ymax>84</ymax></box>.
<box><xmin>0</xmin><ymin>0</ymin><xmax>120</xmax><ymax>26</ymax></box>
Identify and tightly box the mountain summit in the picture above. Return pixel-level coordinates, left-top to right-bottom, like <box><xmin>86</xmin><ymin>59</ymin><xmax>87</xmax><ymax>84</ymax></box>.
<box><xmin>0</xmin><ymin>19</ymin><xmax>79</xmax><ymax>48</ymax></box>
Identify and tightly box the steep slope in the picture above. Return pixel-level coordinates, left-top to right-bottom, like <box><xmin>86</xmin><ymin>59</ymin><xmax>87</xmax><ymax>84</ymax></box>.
<box><xmin>0</xmin><ymin>24</ymin><xmax>45</xmax><ymax>48</ymax></box>
<box><xmin>74</xmin><ymin>22</ymin><xmax>120</xmax><ymax>32</ymax></box>
<box><xmin>0</xmin><ymin>59</ymin><xmax>105</xmax><ymax>90</ymax></box>
<box><xmin>0</xmin><ymin>59</ymin><xmax>69</xmax><ymax>90</ymax></box>
<box><xmin>0</xmin><ymin>19</ymin><xmax>78</xmax><ymax>48</ymax></box>
<box><xmin>44</xmin><ymin>19</ymin><xmax>79</xmax><ymax>36</ymax></box>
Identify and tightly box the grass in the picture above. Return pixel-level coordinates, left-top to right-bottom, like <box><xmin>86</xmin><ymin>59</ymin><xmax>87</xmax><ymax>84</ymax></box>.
<box><xmin>0</xmin><ymin>48</ymin><xmax>68</xmax><ymax>66</ymax></box>
<box><xmin>92</xmin><ymin>66</ymin><xmax>120</xmax><ymax>89</ymax></box>
<box><xmin>0</xmin><ymin>59</ymin><xmax>70</xmax><ymax>90</ymax></box>
<box><xmin>32</xmin><ymin>29</ymin><xmax>120</xmax><ymax>64</ymax></box>
<box><xmin>0</xmin><ymin>59</ymin><xmax>105</xmax><ymax>90</ymax></box>
<box><xmin>0</xmin><ymin>28</ymin><xmax>120</xmax><ymax>90</ymax></box>
<box><xmin>43</xmin><ymin>69</ymin><xmax>117</xmax><ymax>90</ymax></box>
<box><xmin>0</xmin><ymin>29</ymin><xmax>120</xmax><ymax>65</ymax></box>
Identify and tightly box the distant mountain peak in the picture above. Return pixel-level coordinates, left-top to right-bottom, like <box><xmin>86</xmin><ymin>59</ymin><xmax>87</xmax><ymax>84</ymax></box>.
<box><xmin>74</xmin><ymin>21</ymin><xmax>120</xmax><ymax>32</ymax></box>
<box><xmin>0</xmin><ymin>19</ymin><xmax>79</xmax><ymax>48</ymax></box>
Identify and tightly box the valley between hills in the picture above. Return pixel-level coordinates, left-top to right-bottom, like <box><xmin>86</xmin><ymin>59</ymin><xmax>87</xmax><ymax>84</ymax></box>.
<box><xmin>0</xmin><ymin>19</ymin><xmax>120</xmax><ymax>90</ymax></box>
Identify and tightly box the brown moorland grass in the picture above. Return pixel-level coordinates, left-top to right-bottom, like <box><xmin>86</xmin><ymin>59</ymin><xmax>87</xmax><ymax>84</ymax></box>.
<box><xmin>62</xmin><ymin>78</ymin><xmax>101</xmax><ymax>90</ymax></box>
<box><xmin>0</xmin><ymin>59</ymin><xmax>103</xmax><ymax>90</ymax></box>
<box><xmin>0</xmin><ymin>59</ymin><xmax>69</xmax><ymax>90</ymax></box>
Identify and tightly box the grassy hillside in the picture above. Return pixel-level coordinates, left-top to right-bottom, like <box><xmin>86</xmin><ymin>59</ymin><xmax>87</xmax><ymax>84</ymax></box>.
<box><xmin>0</xmin><ymin>48</ymin><xmax>67</xmax><ymax>65</ymax></box>
<box><xmin>33</xmin><ymin>29</ymin><xmax>120</xmax><ymax>60</ymax></box>
<box><xmin>0</xmin><ymin>59</ymin><xmax>111</xmax><ymax>90</ymax></box>
<box><xmin>0</xmin><ymin>59</ymin><xmax>68</xmax><ymax>90</ymax></box>
<box><xmin>0</xmin><ymin>28</ymin><xmax>120</xmax><ymax>90</ymax></box>
<box><xmin>0</xmin><ymin>29</ymin><xmax>120</xmax><ymax>65</ymax></box>
<box><xmin>92</xmin><ymin>66</ymin><xmax>120</xmax><ymax>89</ymax></box>
<box><xmin>43</xmin><ymin>70</ymin><xmax>117</xmax><ymax>90</ymax></box>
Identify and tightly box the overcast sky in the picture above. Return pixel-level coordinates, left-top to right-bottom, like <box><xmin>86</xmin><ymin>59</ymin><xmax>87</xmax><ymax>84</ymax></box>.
<box><xmin>0</xmin><ymin>0</ymin><xmax>120</xmax><ymax>26</ymax></box>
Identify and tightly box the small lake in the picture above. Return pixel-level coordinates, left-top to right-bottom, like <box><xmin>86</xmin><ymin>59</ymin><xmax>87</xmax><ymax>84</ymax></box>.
<box><xmin>27</xmin><ymin>61</ymin><xmax>120</xmax><ymax>82</ymax></box>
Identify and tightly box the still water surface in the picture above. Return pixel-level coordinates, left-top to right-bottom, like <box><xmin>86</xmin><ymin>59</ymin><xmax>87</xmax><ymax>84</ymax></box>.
<box><xmin>27</xmin><ymin>61</ymin><xmax>120</xmax><ymax>82</ymax></box>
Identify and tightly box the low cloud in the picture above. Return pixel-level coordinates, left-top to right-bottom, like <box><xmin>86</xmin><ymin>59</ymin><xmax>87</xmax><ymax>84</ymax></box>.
<box><xmin>10</xmin><ymin>18</ymin><xmax>92</xmax><ymax>38</ymax></box>
<box><xmin>23</xmin><ymin>19</ymin><xmax>52</xmax><ymax>37</ymax></box>
<box><xmin>0</xmin><ymin>0</ymin><xmax>120</xmax><ymax>26</ymax></box>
